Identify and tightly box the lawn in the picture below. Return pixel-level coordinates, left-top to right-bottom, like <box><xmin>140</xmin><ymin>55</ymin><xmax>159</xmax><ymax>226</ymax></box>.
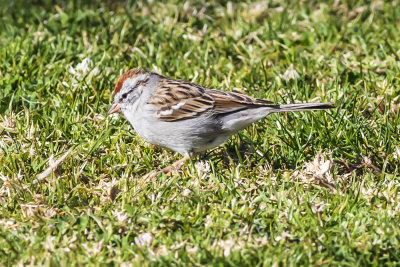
<box><xmin>1</xmin><ymin>0</ymin><xmax>400</xmax><ymax>265</ymax></box>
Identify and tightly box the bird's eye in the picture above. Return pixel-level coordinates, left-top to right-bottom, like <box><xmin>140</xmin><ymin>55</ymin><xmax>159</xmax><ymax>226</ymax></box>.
<box><xmin>122</xmin><ymin>93</ymin><xmax>128</xmax><ymax>99</ymax></box>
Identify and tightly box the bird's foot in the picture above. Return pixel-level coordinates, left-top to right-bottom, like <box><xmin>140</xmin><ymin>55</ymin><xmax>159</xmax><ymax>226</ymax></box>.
<box><xmin>142</xmin><ymin>155</ymin><xmax>189</xmax><ymax>180</ymax></box>
<box><xmin>159</xmin><ymin>156</ymin><xmax>188</xmax><ymax>175</ymax></box>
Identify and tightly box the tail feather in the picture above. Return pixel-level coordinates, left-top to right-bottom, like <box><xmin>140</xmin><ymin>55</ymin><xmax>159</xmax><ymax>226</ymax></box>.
<box><xmin>221</xmin><ymin>102</ymin><xmax>335</xmax><ymax>131</ymax></box>
<box><xmin>267</xmin><ymin>103</ymin><xmax>335</xmax><ymax>113</ymax></box>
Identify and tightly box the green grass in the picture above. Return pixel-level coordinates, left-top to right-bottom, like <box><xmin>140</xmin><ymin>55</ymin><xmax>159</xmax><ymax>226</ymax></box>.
<box><xmin>1</xmin><ymin>0</ymin><xmax>400</xmax><ymax>265</ymax></box>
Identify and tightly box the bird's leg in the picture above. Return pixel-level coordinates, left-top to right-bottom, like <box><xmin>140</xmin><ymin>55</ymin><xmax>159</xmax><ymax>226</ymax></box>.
<box><xmin>159</xmin><ymin>155</ymin><xmax>190</xmax><ymax>175</ymax></box>
<box><xmin>142</xmin><ymin>155</ymin><xmax>190</xmax><ymax>180</ymax></box>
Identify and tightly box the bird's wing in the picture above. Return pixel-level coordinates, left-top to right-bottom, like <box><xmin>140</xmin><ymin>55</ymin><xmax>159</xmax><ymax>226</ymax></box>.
<box><xmin>147</xmin><ymin>78</ymin><xmax>272</xmax><ymax>122</ymax></box>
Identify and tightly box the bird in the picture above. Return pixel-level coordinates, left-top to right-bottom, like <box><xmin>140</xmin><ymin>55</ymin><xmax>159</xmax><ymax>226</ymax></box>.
<box><xmin>109</xmin><ymin>68</ymin><xmax>335</xmax><ymax>175</ymax></box>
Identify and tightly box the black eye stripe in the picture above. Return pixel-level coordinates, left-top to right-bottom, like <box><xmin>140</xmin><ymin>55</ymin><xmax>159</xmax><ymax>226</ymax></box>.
<box><xmin>120</xmin><ymin>77</ymin><xmax>150</xmax><ymax>100</ymax></box>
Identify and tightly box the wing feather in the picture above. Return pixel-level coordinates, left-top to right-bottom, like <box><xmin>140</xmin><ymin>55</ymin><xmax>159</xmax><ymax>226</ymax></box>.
<box><xmin>147</xmin><ymin>78</ymin><xmax>272</xmax><ymax>122</ymax></box>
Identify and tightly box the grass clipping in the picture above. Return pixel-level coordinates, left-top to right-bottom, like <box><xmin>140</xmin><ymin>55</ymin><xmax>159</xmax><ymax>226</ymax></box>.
<box><xmin>34</xmin><ymin>148</ymin><xmax>72</xmax><ymax>184</ymax></box>
<box><xmin>291</xmin><ymin>152</ymin><xmax>338</xmax><ymax>194</ymax></box>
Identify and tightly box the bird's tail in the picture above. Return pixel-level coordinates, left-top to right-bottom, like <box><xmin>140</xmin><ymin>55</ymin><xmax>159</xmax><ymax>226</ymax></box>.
<box><xmin>266</xmin><ymin>103</ymin><xmax>335</xmax><ymax>113</ymax></box>
<box><xmin>221</xmin><ymin>102</ymin><xmax>335</xmax><ymax>131</ymax></box>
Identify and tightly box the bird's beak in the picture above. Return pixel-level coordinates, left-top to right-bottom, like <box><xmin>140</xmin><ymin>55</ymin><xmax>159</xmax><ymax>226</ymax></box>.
<box><xmin>108</xmin><ymin>103</ymin><xmax>122</xmax><ymax>115</ymax></box>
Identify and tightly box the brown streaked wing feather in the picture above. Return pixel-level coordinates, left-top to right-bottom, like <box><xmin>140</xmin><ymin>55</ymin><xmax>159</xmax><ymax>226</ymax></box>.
<box><xmin>148</xmin><ymin>79</ymin><xmax>273</xmax><ymax>121</ymax></box>
<box><xmin>206</xmin><ymin>89</ymin><xmax>273</xmax><ymax>113</ymax></box>
<box><xmin>147</xmin><ymin>79</ymin><xmax>215</xmax><ymax>122</ymax></box>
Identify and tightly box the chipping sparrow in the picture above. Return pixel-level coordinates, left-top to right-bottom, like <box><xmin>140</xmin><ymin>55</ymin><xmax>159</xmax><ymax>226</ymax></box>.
<box><xmin>109</xmin><ymin>68</ymin><xmax>334</xmax><ymax>173</ymax></box>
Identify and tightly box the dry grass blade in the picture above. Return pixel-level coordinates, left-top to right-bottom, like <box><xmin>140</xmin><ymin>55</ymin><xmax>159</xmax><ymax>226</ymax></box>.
<box><xmin>34</xmin><ymin>148</ymin><xmax>73</xmax><ymax>183</ymax></box>
<box><xmin>313</xmin><ymin>175</ymin><xmax>337</xmax><ymax>194</ymax></box>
